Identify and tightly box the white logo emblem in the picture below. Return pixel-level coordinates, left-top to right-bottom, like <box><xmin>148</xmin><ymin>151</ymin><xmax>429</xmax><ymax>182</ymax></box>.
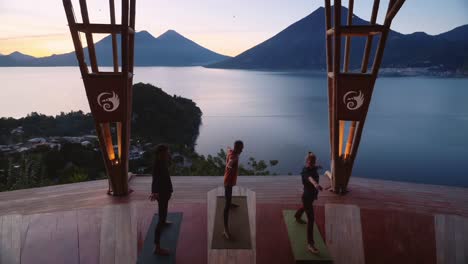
<box><xmin>97</xmin><ymin>92</ymin><xmax>120</xmax><ymax>112</ymax></box>
<box><xmin>343</xmin><ymin>90</ymin><xmax>365</xmax><ymax>111</ymax></box>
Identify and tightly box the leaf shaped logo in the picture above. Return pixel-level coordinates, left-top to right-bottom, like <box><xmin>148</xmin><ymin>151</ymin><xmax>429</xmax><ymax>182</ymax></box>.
<box><xmin>97</xmin><ymin>92</ymin><xmax>120</xmax><ymax>112</ymax></box>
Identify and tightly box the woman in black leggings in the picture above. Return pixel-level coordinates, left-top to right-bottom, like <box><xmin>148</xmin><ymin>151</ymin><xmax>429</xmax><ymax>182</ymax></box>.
<box><xmin>299</xmin><ymin>152</ymin><xmax>323</xmax><ymax>254</ymax></box>
<box><xmin>149</xmin><ymin>144</ymin><xmax>173</xmax><ymax>256</ymax></box>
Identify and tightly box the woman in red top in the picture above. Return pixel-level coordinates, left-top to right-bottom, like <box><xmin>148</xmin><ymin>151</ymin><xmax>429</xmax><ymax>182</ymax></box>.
<box><xmin>223</xmin><ymin>140</ymin><xmax>243</xmax><ymax>239</ymax></box>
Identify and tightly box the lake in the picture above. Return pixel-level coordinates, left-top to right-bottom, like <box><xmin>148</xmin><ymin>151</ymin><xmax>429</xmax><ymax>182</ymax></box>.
<box><xmin>1</xmin><ymin>67</ymin><xmax>467</xmax><ymax>187</ymax></box>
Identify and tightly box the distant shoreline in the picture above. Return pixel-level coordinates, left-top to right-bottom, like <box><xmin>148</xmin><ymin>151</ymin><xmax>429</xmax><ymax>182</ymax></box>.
<box><xmin>0</xmin><ymin>65</ymin><xmax>466</xmax><ymax>78</ymax></box>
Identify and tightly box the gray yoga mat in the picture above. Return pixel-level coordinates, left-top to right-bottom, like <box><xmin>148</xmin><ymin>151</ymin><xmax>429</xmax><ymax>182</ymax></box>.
<box><xmin>136</xmin><ymin>212</ymin><xmax>183</xmax><ymax>264</ymax></box>
<box><xmin>211</xmin><ymin>196</ymin><xmax>252</xmax><ymax>249</ymax></box>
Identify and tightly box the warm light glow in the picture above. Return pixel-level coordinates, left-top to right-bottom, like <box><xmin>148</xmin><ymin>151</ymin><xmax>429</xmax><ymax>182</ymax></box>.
<box><xmin>0</xmin><ymin>34</ymin><xmax>107</xmax><ymax>57</ymax></box>
<box><xmin>101</xmin><ymin>123</ymin><xmax>116</xmax><ymax>160</ymax></box>
<box><xmin>117</xmin><ymin>122</ymin><xmax>122</xmax><ymax>159</ymax></box>
<box><xmin>344</xmin><ymin>121</ymin><xmax>357</xmax><ymax>159</ymax></box>
<box><xmin>339</xmin><ymin>120</ymin><xmax>344</xmax><ymax>157</ymax></box>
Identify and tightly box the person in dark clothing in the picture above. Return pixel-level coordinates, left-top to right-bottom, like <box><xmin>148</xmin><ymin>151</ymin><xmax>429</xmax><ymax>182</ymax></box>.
<box><xmin>294</xmin><ymin>153</ymin><xmax>322</xmax><ymax>224</ymax></box>
<box><xmin>149</xmin><ymin>144</ymin><xmax>173</xmax><ymax>256</ymax></box>
<box><xmin>295</xmin><ymin>152</ymin><xmax>323</xmax><ymax>254</ymax></box>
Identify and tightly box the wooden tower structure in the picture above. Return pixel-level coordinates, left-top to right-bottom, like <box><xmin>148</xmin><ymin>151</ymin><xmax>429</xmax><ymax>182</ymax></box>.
<box><xmin>62</xmin><ymin>0</ymin><xmax>136</xmax><ymax>196</ymax></box>
<box><xmin>325</xmin><ymin>0</ymin><xmax>405</xmax><ymax>193</ymax></box>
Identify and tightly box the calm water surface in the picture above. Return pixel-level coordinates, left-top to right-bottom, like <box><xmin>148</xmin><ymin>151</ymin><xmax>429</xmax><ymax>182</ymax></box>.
<box><xmin>1</xmin><ymin>67</ymin><xmax>467</xmax><ymax>187</ymax></box>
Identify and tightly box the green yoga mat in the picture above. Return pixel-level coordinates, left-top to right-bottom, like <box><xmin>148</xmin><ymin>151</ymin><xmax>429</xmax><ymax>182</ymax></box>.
<box><xmin>283</xmin><ymin>210</ymin><xmax>333</xmax><ymax>264</ymax></box>
<box><xmin>211</xmin><ymin>196</ymin><xmax>252</xmax><ymax>249</ymax></box>
<box><xmin>137</xmin><ymin>212</ymin><xmax>183</xmax><ymax>264</ymax></box>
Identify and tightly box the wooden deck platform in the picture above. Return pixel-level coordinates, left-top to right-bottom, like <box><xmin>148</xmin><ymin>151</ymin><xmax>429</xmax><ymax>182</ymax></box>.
<box><xmin>0</xmin><ymin>176</ymin><xmax>467</xmax><ymax>264</ymax></box>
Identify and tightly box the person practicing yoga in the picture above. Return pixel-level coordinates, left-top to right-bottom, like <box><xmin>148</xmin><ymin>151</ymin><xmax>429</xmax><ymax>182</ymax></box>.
<box><xmin>222</xmin><ymin>140</ymin><xmax>244</xmax><ymax>240</ymax></box>
<box><xmin>149</xmin><ymin>144</ymin><xmax>173</xmax><ymax>256</ymax></box>
<box><xmin>294</xmin><ymin>153</ymin><xmax>322</xmax><ymax>224</ymax></box>
<box><xmin>295</xmin><ymin>152</ymin><xmax>323</xmax><ymax>254</ymax></box>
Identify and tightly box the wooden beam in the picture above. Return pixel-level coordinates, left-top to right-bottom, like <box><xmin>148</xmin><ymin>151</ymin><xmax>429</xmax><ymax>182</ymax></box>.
<box><xmin>342</xmin><ymin>25</ymin><xmax>385</xmax><ymax>36</ymax></box>
<box><xmin>339</xmin><ymin>72</ymin><xmax>372</xmax><ymax>78</ymax></box>
<box><xmin>343</xmin><ymin>0</ymin><xmax>354</xmax><ymax>72</ymax></box>
<box><xmin>385</xmin><ymin>0</ymin><xmax>405</xmax><ymax>24</ymax></box>
<box><xmin>129</xmin><ymin>0</ymin><xmax>136</xmax><ymax>73</ymax></box>
<box><xmin>325</xmin><ymin>0</ymin><xmax>334</xmax><ymax>160</ymax></box>
<box><xmin>332</xmin><ymin>0</ymin><xmax>342</xmax><ymax>164</ymax></box>
<box><xmin>130</xmin><ymin>0</ymin><xmax>136</xmax><ymax>29</ymax></box>
<box><xmin>79</xmin><ymin>0</ymin><xmax>99</xmax><ymax>73</ymax></box>
<box><xmin>109</xmin><ymin>0</ymin><xmax>119</xmax><ymax>72</ymax></box>
<box><xmin>119</xmin><ymin>0</ymin><xmax>130</xmax><ymax>195</ymax></box>
<box><xmin>73</xmin><ymin>23</ymin><xmax>123</xmax><ymax>34</ymax></box>
<box><xmin>121</xmin><ymin>0</ymin><xmax>129</xmax><ymax>74</ymax></box>
<box><xmin>87</xmin><ymin>72</ymin><xmax>122</xmax><ymax>78</ymax></box>
<box><xmin>361</xmin><ymin>0</ymin><xmax>380</xmax><ymax>73</ymax></box>
<box><xmin>370</xmin><ymin>0</ymin><xmax>381</xmax><ymax>24</ymax></box>
<box><xmin>327</xmin><ymin>25</ymin><xmax>384</xmax><ymax>37</ymax></box>
<box><xmin>62</xmin><ymin>0</ymin><xmax>88</xmax><ymax>76</ymax></box>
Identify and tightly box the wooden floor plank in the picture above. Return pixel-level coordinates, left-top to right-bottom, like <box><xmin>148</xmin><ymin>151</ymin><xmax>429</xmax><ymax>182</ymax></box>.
<box><xmin>325</xmin><ymin>204</ymin><xmax>365</xmax><ymax>264</ymax></box>
<box><xmin>0</xmin><ymin>214</ymin><xmax>22</xmax><ymax>264</ymax></box>
<box><xmin>77</xmin><ymin>208</ymin><xmax>102</xmax><ymax>264</ymax></box>
<box><xmin>174</xmin><ymin>203</ymin><xmax>207</xmax><ymax>264</ymax></box>
<box><xmin>361</xmin><ymin>208</ymin><xmax>436</xmax><ymax>264</ymax></box>
<box><xmin>21</xmin><ymin>211</ymin><xmax>79</xmax><ymax>264</ymax></box>
<box><xmin>98</xmin><ymin>204</ymin><xmax>138</xmax><ymax>264</ymax></box>
<box><xmin>99</xmin><ymin>205</ymin><xmax>117</xmax><ymax>264</ymax></box>
<box><xmin>114</xmin><ymin>204</ymin><xmax>138</xmax><ymax>264</ymax></box>
<box><xmin>435</xmin><ymin>214</ymin><xmax>468</xmax><ymax>264</ymax></box>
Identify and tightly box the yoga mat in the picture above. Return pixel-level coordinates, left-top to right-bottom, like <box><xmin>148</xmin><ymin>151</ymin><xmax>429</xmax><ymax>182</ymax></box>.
<box><xmin>211</xmin><ymin>196</ymin><xmax>252</xmax><ymax>249</ymax></box>
<box><xmin>137</xmin><ymin>212</ymin><xmax>183</xmax><ymax>264</ymax></box>
<box><xmin>283</xmin><ymin>210</ymin><xmax>333</xmax><ymax>264</ymax></box>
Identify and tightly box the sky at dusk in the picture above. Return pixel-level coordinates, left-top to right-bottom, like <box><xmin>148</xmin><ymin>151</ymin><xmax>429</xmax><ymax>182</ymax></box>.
<box><xmin>1</xmin><ymin>0</ymin><xmax>467</xmax><ymax>57</ymax></box>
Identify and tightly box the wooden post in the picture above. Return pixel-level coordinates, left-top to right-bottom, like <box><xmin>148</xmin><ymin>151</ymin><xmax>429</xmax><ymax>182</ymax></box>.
<box><xmin>324</xmin><ymin>0</ymin><xmax>406</xmax><ymax>194</ymax></box>
<box><xmin>62</xmin><ymin>0</ymin><xmax>136</xmax><ymax>196</ymax></box>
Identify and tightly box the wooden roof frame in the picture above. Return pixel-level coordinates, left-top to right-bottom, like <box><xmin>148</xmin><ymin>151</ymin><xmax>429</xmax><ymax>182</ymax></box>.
<box><xmin>324</xmin><ymin>0</ymin><xmax>405</xmax><ymax>194</ymax></box>
<box><xmin>62</xmin><ymin>0</ymin><xmax>136</xmax><ymax>196</ymax></box>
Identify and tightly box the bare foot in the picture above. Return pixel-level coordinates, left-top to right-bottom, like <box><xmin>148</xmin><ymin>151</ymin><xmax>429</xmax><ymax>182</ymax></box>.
<box><xmin>163</xmin><ymin>221</ymin><xmax>173</xmax><ymax>226</ymax></box>
<box><xmin>230</xmin><ymin>203</ymin><xmax>240</xmax><ymax>209</ymax></box>
<box><xmin>223</xmin><ymin>230</ymin><xmax>231</xmax><ymax>240</ymax></box>
<box><xmin>307</xmin><ymin>244</ymin><xmax>319</xmax><ymax>254</ymax></box>
<box><xmin>153</xmin><ymin>245</ymin><xmax>170</xmax><ymax>256</ymax></box>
